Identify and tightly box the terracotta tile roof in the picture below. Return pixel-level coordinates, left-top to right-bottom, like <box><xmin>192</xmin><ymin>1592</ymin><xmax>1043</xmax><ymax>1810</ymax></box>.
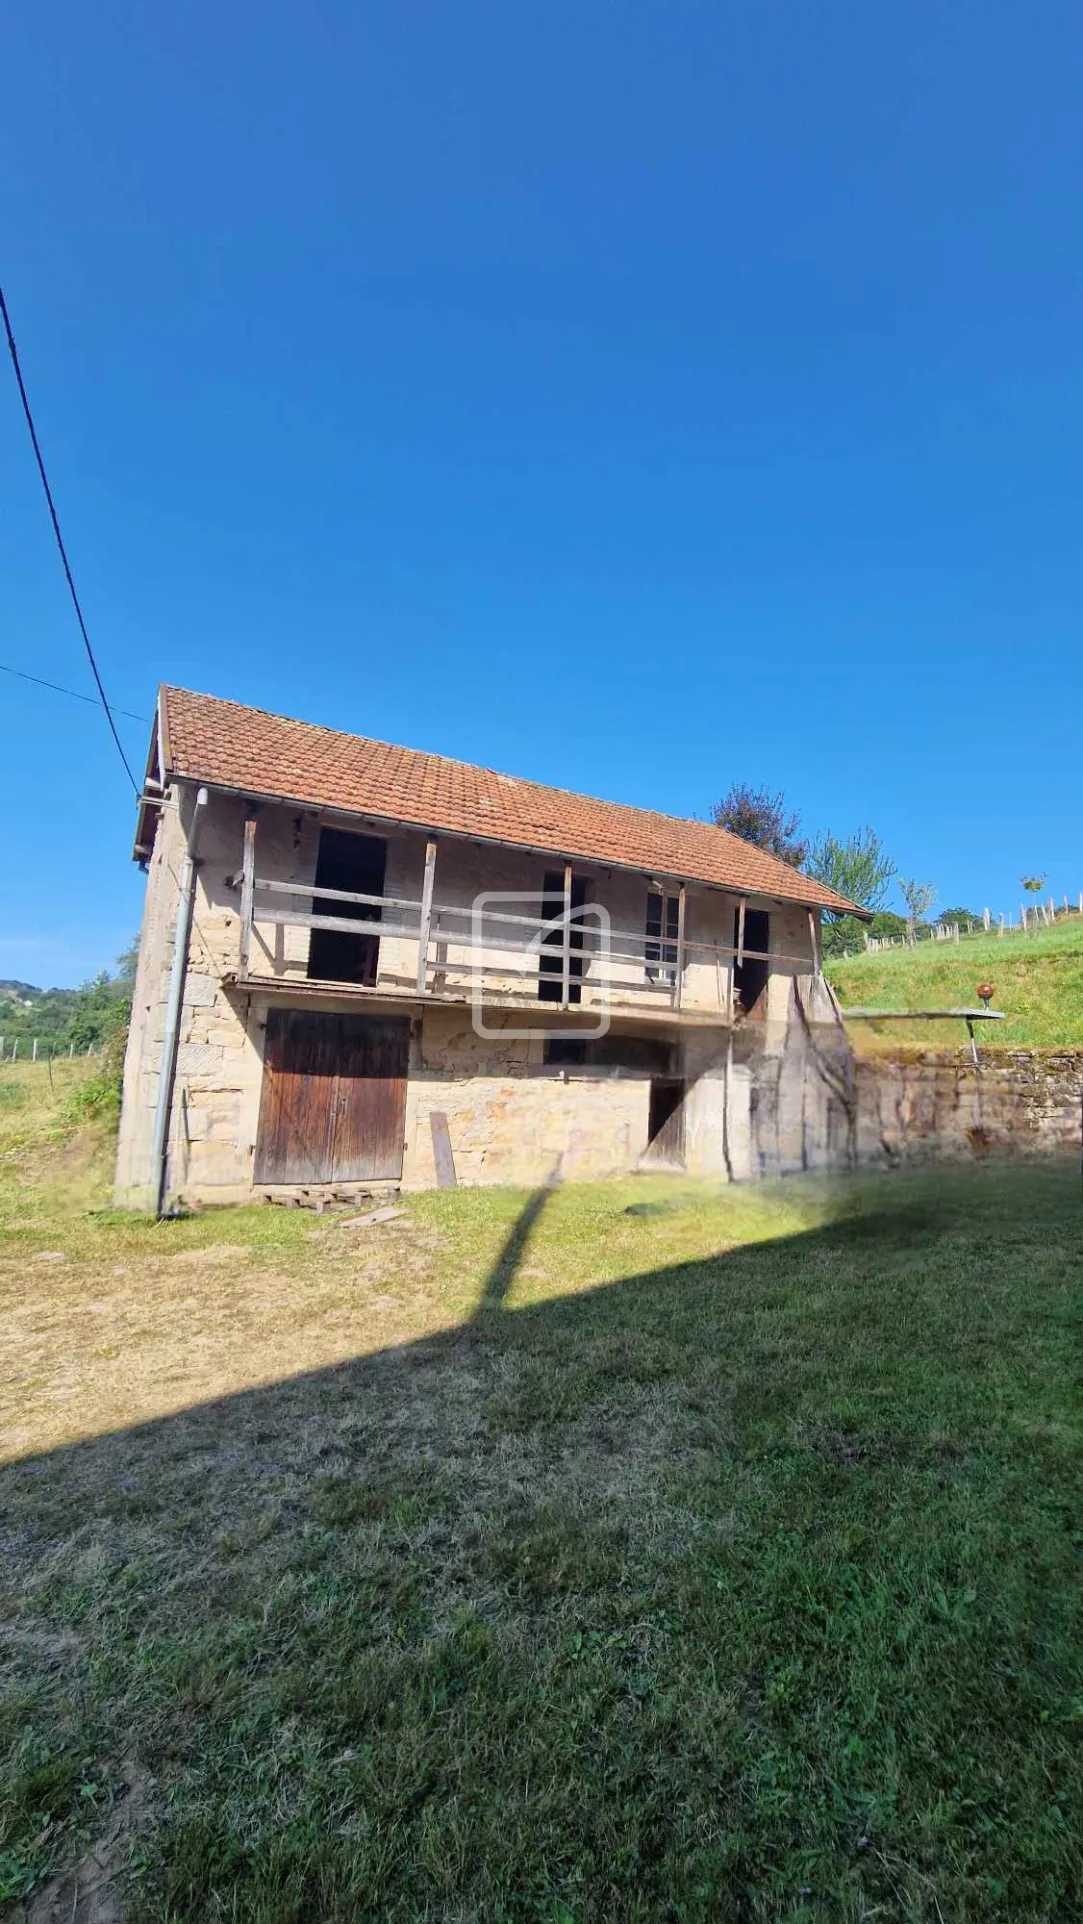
<box><xmin>157</xmin><ymin>685</ymin><xmax>864</xmax><ymax>916</ymax></box>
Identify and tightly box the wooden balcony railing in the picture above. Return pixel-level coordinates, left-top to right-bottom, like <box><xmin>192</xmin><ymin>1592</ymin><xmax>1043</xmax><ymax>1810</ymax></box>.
<box><xmin>234</xmin><ymin>823</ymin><xmax>818</xmax><ymax>1019</ymax></box>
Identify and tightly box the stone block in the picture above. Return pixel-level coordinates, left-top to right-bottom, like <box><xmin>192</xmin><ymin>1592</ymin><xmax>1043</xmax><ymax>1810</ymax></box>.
<box><xmin>182</xmin><ymin>973</ymin><xmax>218</xmax><ymax>1010</ymax></box>
<box><xmin>175</xmin><ymin>1042</ymin><xmax>225</xmax><ymax>1076</ymax></box>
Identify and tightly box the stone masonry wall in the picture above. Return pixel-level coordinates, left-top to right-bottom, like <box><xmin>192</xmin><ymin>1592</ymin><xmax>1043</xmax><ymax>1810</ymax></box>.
<box><xmin>401</xmin><ymin>1005</ymin><xmax>652</xmax><ymax>1188</ymax></box>
<box><xmin>854</xmin><ymin>1049</ymin><xmax>1083</xmax><ymax>1165</ymax></box>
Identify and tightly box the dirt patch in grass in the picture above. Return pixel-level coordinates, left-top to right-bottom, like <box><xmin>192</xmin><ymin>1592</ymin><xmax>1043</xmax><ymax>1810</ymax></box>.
<box><xmin>11</xmin><ymin>1761</ymin><xmax>153</xmax><ymax>1924</ymax></box>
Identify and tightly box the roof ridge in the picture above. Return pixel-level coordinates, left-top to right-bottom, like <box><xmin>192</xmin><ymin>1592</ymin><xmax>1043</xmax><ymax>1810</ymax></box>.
<box><xmin>160</xmin><ymin>685</ymin><xmax>775</xmax><ymax>858</ymax></box>
<box><xmin>157</xmin><ymin>684</ymin><xmax>864</xmax><ymax>915</ymax></box>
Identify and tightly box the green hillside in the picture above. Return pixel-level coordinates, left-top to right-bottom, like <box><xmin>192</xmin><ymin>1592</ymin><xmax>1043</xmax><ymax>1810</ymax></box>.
<box><xmin>827</xmin><ymin>917</ymin><xmax>1083</xmax><ymax>1049</ymax></box>
<box><xmin>0</xmin><ymin>968</ymin><xmax>132</xmax><ymax>1056</ymax></box>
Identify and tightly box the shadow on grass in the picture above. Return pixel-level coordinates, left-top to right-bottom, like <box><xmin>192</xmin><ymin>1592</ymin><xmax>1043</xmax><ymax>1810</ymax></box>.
<box><xmin>1</xmin><ymin>1166</ymin><xmax>1080</xmax><ymax>1922</ymax></box>
<box><xmin>473</xmin><ymin>1171</ymin><xmax>559</xmax><ymax>1317</ymax></box>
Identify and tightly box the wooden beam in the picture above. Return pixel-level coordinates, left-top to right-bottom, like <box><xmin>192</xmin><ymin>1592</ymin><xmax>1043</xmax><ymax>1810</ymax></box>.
<box><xmin>258</xmin><ymin>907</ymin><xmax>420</xmax><ymax>940</ymax></box>
<box><xmin>674</xmin><ymin>884</ymin><xmax>687</xmax><ymax>1010</ymax></box>
<box><xmin>808</xmin><ymin>907</ymin><xmax>821</xmax><ymax>976</ymax></box>
<box><xmin>736</xmin><ymin>898</ymin><xmax>746</xmax><ymax>968</ymax></box>
<box><xmin>416</xmin><ymin>838</ymin><xmax>437</xmax><ymax>993</ymax></box>
<box><xmin>254</xmin><ymin>877</ymin><xmax>421</xmax><ymax>913</ymax></box>
<box><xmin>240</xmin><ymin>815</ymin><xmax>257</xmax><ymax>977</ymax></box>
<box><xmin>561</xmin><ymin>862</ymin><xmax>572</xmax><ymax>1009</ymax></box>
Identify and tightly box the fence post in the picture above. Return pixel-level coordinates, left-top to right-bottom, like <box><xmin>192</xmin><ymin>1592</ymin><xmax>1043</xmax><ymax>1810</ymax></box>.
<box><xmin>69</xmin><ymin>1040</ymin><xmax>74</xmax><ymax>1058</ymax></box>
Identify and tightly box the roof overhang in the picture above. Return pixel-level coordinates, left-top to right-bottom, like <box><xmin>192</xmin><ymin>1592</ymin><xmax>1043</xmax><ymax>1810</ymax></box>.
<box><xmin>168</xmin><ymin>770</ymin><xmax>865</xmax><ymax>918</ymax></box>
<box><xmin>131</xmin><ymin>697</ymin><xmax>168</xmax><ymax>864</ymax></box>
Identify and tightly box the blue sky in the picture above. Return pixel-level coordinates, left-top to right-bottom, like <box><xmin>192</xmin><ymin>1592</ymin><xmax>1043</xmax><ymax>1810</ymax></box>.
<box><xmin>2</xmin><ymin>1</ymin><xmax>1081</xmax><ymax>986</ymax></box>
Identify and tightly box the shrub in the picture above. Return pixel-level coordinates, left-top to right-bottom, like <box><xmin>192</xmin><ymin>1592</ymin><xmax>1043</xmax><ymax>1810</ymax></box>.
<box><xmin>66</xmin><ymin>1027</ymin><xmax>128</xmax><ymax>1128</ymax></box>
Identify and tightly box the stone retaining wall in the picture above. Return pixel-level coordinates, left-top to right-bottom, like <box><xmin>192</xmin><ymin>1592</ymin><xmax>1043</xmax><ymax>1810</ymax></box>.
<box><xmin>853</xmin><ymin>1049</ymin><xmax>1083</xmax><ymax>1165</ymax></box>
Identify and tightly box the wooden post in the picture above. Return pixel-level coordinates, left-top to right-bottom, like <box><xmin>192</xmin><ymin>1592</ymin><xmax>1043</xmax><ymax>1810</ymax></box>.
<box><xmin>416</xmin><ymin>838</ymin><xmax>437</xmax><ymax>994</ymax></box>
<box><xmin>674</xmin><ymin>884</ymin><xmax>687</xmax><ymax>1009</ymax></box>
<box><xmin>736</xmin><ymin>898</ymin><xmax>746</xmax><ymax>968</ymax></box>
<box><xmin>560</xmin><ymin>863</ymin><xmax>573</xmax><ymax>1009</ymax></box>
<box><xmin>983</xmin><ymin>907</ymin><xmax>990</xmax><ymax>931</ymax></box>
<box><xmin>31</xmin><ymin>1038</ymin><xmax>37</xmax><ymax>1061</ymax></box>
<box><xmin>808</xmin><ymin>908</ymin><xmax>822</xmax><ymax>976</ymax></box>
<box><xmin>240</xmin><ymin>815</ymin><xmax>257</xmax><ymax>977</ymax></box>
<box><xmin>69</xmin><ymin>1040</ymin><xmax>75</xmax><ymax>1057</ymax></box>
<box><xmin>998</xmin><ymin>915</ymin><xmax>1004</xmax><ymax>937</ymax></box>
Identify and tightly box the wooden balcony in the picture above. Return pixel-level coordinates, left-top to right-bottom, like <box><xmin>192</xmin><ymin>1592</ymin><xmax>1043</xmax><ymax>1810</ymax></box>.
<box><xmin>227</xmin><ymin>828</ymin><xmax>816</xmax><ymax>1024</ymax></box>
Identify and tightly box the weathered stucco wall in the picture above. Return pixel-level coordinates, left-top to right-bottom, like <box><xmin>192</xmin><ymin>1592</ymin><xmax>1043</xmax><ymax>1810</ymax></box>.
<box><xmin>370</xmin><ymin>830</ymin><xmax>770</xmax><ymax>1019</ymax></box>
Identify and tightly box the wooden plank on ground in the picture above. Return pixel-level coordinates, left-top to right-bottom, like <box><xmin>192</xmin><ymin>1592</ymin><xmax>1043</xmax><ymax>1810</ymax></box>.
<box><xmin>429</xmin><ymin>1111</ymin><xmax>457</xmax><ymax>1188</ymax></box>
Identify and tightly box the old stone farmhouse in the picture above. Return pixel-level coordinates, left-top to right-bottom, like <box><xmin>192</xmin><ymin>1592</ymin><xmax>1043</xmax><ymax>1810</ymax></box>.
<box><xmin>115</xmin><ymin>687</ymin><xmax>863</xmax><ymax>1210</ymax></box>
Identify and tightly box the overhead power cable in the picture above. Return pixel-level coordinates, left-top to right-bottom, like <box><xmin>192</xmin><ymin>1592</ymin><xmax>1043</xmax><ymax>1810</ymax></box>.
<box><xmin>0</xmin><ymin>283</ymin><xmax>139</xmax><ymax>792</ymax></box>
<box><xmin>0</xmin><ymin>660</ymin><xmax>150</xmax><ymax>725</ymax></box>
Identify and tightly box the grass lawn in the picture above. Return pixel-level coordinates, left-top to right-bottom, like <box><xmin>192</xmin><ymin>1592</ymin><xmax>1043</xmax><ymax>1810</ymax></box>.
<box><xmin>1</xmin><ymin>1064</ymin><xmax>1081</xmax><ymax>1921</ymax></box>
<box><xmin>827</xmin><ymin>919</ymin><xmax>1083</xmax><ymax>1050</ymax></box>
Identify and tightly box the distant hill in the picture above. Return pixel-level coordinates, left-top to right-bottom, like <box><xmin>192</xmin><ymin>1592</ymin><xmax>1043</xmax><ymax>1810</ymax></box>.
<box><xmin>0</xmin><ymin>973</ymin><xmax>132</xmax><ymax>1055</ymax></box>
<box><xmin>828</xmin><ymin>917</ymin><xmax>1083</xmax><ymax>1050</ymax></box>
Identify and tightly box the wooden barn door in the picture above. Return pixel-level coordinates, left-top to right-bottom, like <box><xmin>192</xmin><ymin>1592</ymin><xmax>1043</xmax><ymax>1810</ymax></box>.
<box><xmin>255</xmin><ymin>1010</ymin><xmax>409</xmax><ymax>1185</ymax></box>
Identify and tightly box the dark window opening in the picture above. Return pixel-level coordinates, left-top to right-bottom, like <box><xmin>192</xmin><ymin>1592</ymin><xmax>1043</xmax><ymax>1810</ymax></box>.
<box><xmin>543</xmin><ymin>1034</ymin><xmax>676</xmax><ymax>1074</ymax></box>
<box><xmin>733</xmin><ymin>907</ymin><xmax>770</xmax><ymax>1015</ymax></box>
<box><xmin>645</xmin><ymin>891</ymin><xmax>680</xmax><ymax>983</ymax></box>
<box><xmin>307</xmin><ymin>829</ymin><xmax>387</xmax><ymax>985</ymax></box>
<box><xmin>646</xmin><ymin>1077</ymin><xmax>685</xmax><ymax>1162</ymax></box>
<box><xmin>545</xmin><ymin>1037</ymin><xmax>588</xmax><ymax>1065</ymax></box>
<box><xmin>538</xmin><ymin>869</ymin><xmax>587</xmax><ymax>1003</ymax></box>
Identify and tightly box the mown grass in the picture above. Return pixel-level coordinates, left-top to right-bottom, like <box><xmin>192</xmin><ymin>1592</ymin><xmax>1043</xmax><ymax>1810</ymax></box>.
<box><xmin>1</xmin><ymin>1067</ymin><xmax>1081</xmax><ymax>1920</ymax></box>
<box><xmin>828</xmin><ymin>917</ymin><xmax>1083</xmax><ymax>1049</ymax></box>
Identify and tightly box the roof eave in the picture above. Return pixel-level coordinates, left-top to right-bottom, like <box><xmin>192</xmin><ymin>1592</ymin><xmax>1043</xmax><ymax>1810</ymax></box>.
<box><xmin>163</xmin><ymin>767</ymin><xmax>859</xmax><ymax>917</ymax></box>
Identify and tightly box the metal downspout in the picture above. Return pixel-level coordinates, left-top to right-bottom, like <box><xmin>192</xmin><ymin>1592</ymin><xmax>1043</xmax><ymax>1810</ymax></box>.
<box><xmin>151</xmin><ymin>785</ymin><xmax>208</xmax><ymax>1217</ymax></box>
